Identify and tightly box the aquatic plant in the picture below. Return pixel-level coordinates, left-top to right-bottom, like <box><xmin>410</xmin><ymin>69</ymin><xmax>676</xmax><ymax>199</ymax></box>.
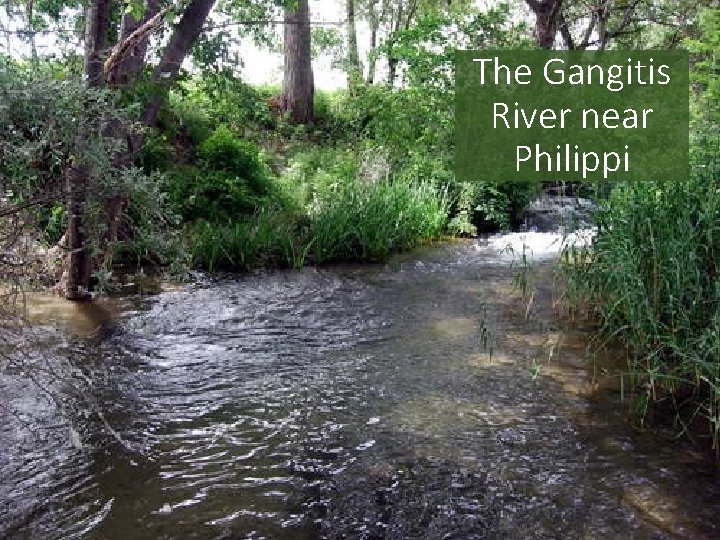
<box><xmin>560</xmin><ymin>145</ymin><xmax>720</xmax><ymax>451</ymax></box>
<box><xmin>189</xmin><ymin>210</ymin><xmax>299</xmax><ymax>272</ymax></box>
<box><xmin>309</xmin><ymin>179</ymin><xmax>449</xmax><ymax>264</ymax></box>
<box><xmin>189</xmin><ymin>179</ymin><xmax>448</xmax><ymax>271</ymax></box>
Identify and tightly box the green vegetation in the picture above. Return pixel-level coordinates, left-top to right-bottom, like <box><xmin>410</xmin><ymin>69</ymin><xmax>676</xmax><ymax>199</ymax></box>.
<box><xmin>559</xmin><ymin>7</ymin><xmax>720</xmax><ymax>450</ymax></box>
<box><xmin>162</xmin><ymin>103</ymin><xmax>454</xmax><ymax>271</ymax></box>
<box><xmin>133</xmin><ymin>52</ymin><xmax>536</xmax><ymax>274</ymax></box>
<box><xmin>2</xmin><ymin>1</ymin><xmax>542</xmax><ymax>298</ymax></box>
<box><xmin>561</xmin><ymin>148</ymin><xmax>720</xmax><ymax>448</ymax></box>
<box><xmin>188</xmin><ymin>178</ymin><xmax>447</xmax><ymax>271</ymax></box>
<box><xmin>1</xmin><ymin>0</ymin><xmax>717</xmax><ymax>453</ymax></box>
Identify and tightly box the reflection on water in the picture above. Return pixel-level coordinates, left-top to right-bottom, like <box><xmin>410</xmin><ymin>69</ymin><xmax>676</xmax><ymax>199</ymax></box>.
<box><xmin>1</xmin><ymin>233</ymin><xmax>719</xmax><ymax>540</ymax></box>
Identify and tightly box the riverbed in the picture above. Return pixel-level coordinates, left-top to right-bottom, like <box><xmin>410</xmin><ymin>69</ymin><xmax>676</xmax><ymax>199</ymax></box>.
<box><xmin>1</xmin><ymin>232</ymin><xmax>719</xmax><ymax>539</ymax></box>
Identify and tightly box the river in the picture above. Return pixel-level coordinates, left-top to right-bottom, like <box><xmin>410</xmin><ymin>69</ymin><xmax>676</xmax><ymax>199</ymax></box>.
<box><xmin>1</xmin><ymin>226</ymin><xmax>719</xmax><ymax>539</ymax></box>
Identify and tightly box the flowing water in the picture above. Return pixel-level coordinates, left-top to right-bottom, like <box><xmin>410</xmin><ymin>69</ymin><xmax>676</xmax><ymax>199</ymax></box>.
<box><xmin>2</xmin><ymin>223</ymin><xmax>719</xmax><ymax>539</ymax></box>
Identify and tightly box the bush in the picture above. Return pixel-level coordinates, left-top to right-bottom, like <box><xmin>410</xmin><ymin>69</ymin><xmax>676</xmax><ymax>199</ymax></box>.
<box><xmin>313</xmin><ymin>88</ymin><xmax>347</xmax><ymax>123</ymax></box>
<box><xmin>166</xmin><ymin>126</ymin><xmax>275</xmax><ymax>222</ymax></box>
<box><xmin>346</xmin><ymin>86</ymin><xmax>452</xmax><ymax>166</ymax></box>
<box><xmin>160</xmin><ymin>92</ymin><xmax>212</xmax><ymax>144</ymax></box>
<box><xmin>313</xmin><ymin>89</ymin><xmax>333</xmax><ymax>122</ymax></box>
<box><xmin>394</xmin><ymin>153</ymin><xmax>535</xmax><ymax>234</ymax></box>
<box><xmin>193</xmin><ymin>74</ymin><xmax>274</xmax><ymax>130</ymax></box>
<box><xmin>448</xmin><ymin>181</ymin><xmax>510</xmax><ymax>233</ymax></box>
<box><xmin>197</xmin><ymin>125</ymin><xmax>270</xmax><ymax>194</ymax></box>
<box><xmin>140</xmin><ymin>132</ymin><xmax>175</xmax><ymax>171</ymax></box>
<box><xmin>167</xmin><ymin>167</ymin><xmax>261</xmax><ymax>221</ymax></box>
<box><xmin>499</xmin><ymin>180</ymin><xmax>541</xmax><ymax>227</ymax></box>
<box><xmin>279</xmin><ymin>146</ymin><xmax>359</xmax><ymax>208</ymax></box>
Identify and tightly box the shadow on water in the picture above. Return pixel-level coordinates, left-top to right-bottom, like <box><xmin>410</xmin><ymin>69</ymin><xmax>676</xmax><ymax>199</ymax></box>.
<box><xmin>1</xmin><ymin>227</ymin><xmax>719</xmax><ymax>539</ymax></box>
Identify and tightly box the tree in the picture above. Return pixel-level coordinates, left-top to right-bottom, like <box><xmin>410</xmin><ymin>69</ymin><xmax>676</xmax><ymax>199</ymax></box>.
<box><xmin>525</xmin><ymin>0</ymin><xmax>694</xmax><ymax>52</ymax></box>
<box><xmin>385</xmin><ymin>0</ymin><xmax>418</xmax><ymax>86</ymax></box>
<box><xmin>363</xmin><ymin>0</ymin><xmax>463</xmax><ymax>86</ymax></box>
<box><xmin>686</xmin><ymin>5</ymin><xmax>720</xmax><ymax>121</ymax></box>
<box><xmin>347</xmin><ymin>0</ymin><xmax>362</xmax><ymax>91</ymax></box>
<box><xmin>282</xmin><ymin>0</ymin><xmax>314</xmax><ymax>123</ymax></box>
<box><xmin>142</xmin><ymin>0</ymin><xmax>218</xmax><ymax>126</ymax></box>
<box><xmin>62</xmin><ymin>0</ymin><xmax>113</xmax><ymax>300</ymax></box>
<box><xmin>365</xmin><ymin>0</ymin><xmax>383</xmax><ymax>83</ymax></box>
<box><xmin>57</xmin><ymin>0</ymin><xmax>218</xmax><ymax>299</ymax></box>
<box><xmin>524</xmin><ymin>0</ymin><xmax>561</xmax><ymax>49</ymax></box>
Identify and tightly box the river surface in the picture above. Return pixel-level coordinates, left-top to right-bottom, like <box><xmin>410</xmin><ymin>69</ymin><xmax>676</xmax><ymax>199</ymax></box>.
<box><xmin>2</xmin><ymin>231</ymin><xmax>719</xmax><ymax>540</ymax></box>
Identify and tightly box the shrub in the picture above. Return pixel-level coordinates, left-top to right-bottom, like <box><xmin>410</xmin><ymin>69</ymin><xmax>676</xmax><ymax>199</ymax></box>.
<box><xmin>313</xmin><ymin>88</ymin><xmax>347</xmax><ymax>123</ymax></box>
<box><xmin>140</xmin><ymin>132</ymin><xmax>175</xmax><ymax>172</ymax></box>
<box><xmin>313</xmin><ymin>89</ymin><xmax>332</xmax><ymax>122</ymax></box>
<box><xmin>165</xmin><ymin>126</ymin><xmax>275</xmax><ymax>222</ymax></box>
<box><xmin>112</xmin><ymin>168</ymin><xmax>185</xmax><ymax>269</ymax></box>
<box><xmin>160</xmin><ymin>92</ymin><xmax>212</xmax><ymax>144</ymax></box>
<box><xmin>166</xmin><ymin>166</ymin><xmax>266</xmax><ymax>222</ymax></box>
<box><xmin>197</xmin><ymin>125</ymin><xmax>270</xmax><ymax>194</ymax></box>
<box><xmin>39</xmin><ymin>204</ymin><xmax>66</xmax><ymax>245</ymax></box>
<box><xmin>393</xmin><ymin>153</ymin><xmax>536</xmax><ymax>233</ymax></box>
<box><xmin>280</xmin><ymin>146</ymin><xmax>359</xmax><ymax>208</ymax></box>
<box><xmin>194</xmin><ymin>74</ymin><xmax>274</xmax><ymax>130</ymax></box>
<box><xmin>499</xmin><ymin>180</ymin><xmax>541</xmax><ymax>227</ymax></box>
<box><xmin>449</xmin><ymin>181</ymin><xmax>510</xmax><ymax>233</ymax></box>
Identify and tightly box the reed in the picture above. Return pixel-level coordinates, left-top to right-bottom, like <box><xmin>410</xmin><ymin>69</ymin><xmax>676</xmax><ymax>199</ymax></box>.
<box><xmin>309</xmin><ymin>179</ymin><xmax>449</xmax><ymax>264</ymax></box>
<box><xmin>190</xmin><ymin>180</ymin><xmax>449</xmax><ymax>271</ymax></box>
<box><xmin>560</xmin><ymin>147</ymin><xmax>720</xmax><ymax>450</ymax></box>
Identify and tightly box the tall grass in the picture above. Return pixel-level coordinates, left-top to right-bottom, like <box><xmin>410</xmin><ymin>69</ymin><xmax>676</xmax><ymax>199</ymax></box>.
<box><xmin>310</xmin><ymin>180</ymin><xmax>448</xmax><ymax>264</ymax></box>
<box><xmin>189</xmin><ymin>210</ymin><xmax>301</xmax><ymax>271</ymax></box>
<box><xmin>560</xmin><ymin>148</ymin><xmax>720</xmax><ymax>450</ymax></box>
<box><xmin>190</xmin><ymin>179</ymin><xmax>449</xmax><ymax>271</ymax></box>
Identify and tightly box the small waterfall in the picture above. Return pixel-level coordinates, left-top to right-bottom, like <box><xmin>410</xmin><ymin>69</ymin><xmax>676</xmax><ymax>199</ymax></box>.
<box><xmin>520</xmin><ymin>192</ymin><xmax>595</xmax><ymax>234</ymax></box>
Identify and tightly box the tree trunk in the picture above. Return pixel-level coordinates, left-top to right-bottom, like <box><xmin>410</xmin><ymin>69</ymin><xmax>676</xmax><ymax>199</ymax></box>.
<box><xmin>386</xmin><ymin>2</ymin><xmax>405</xmax><ymax>87</ymax></box>
<box><xmin>64</xmin><ymin>162</ymin><xmax>91</xmax><ymax>301</ymax></box>
<box><xmin>557</xmin><ymin>11</ymin><xmax>575</xmax><ymax>49</ymax></box>
<box><xmin>535</xmin><ymin>1</ymin><xmax>560</xmax><ymax>49</ymax></box>
<box><xmin>366</xmin><ymin>0</ymin><xmax>381</xmax><ymax>84</ymax></box>
<box><xmin>597</xmin><ymin>1</ymin><xmax>610</xmax><ymax>50</ymax></box>
<box><xmin>526</xmin><ymin>0</ymin><xmax>561</xmax><ymax>49</ymax></box>
<box><xmin>109</xmin><ymin>0</ymin><xmax>161</xmax><ymax>88</ymax></box>
<box><xmin>84</xmin><ymin>0</ymin><xmax>111</xmax><ymax>88</ymax></box>
<box><xmin>57</xmin><ymin>0</ymin><xmax>216</xmax><ymax>297</ymax></box>
<box><xmin>100</xmin><ymin>0</ymin><xmax>163</xmax><ymax>266</ymax></box>
<box><xmin>143</xmin><ymin>0</ymin><xmax>217</xmax><ymax>126</ymax></box>
<box><xmin>104</xmin><ymin>0</ymin><xmax>215</xmax><ymax>270</ymax></box>
<box><xmin>387</xmin><ymin>51</ymin><xmax>398</xmax><ymax>86</ymax></box>
<box><xmin>367</xmin><ymin>28</ymin><xmax>378</xmax><ymax>84</ymax></box>
<box><xmin>346</xmin><ymin>0</ymin><xmax>361</xmax><ymax>92</ymax></box>
<box><xmin>282</xmin><ymin>0</ymin><xmax>314</xmax><ymax>124</ymax></box>
<box><xmin>59</xmin><ymin>0</ymin><xmax>111</xmax><ymax>299</ymax></box>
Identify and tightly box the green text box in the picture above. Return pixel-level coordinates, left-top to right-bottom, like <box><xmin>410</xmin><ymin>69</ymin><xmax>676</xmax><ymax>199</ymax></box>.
<box><xmin>455</xmin><ymin>50</ymin><xmax>689</xmax><ymax>183</ymax></box>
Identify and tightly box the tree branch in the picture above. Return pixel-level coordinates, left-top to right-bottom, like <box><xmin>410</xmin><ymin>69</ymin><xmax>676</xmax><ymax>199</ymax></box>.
<box><xmin>142</xmin><ymin>0</ymin><xmax>217</xmax><ymax>126</ymax></box>
<box><xmin>103</xmin><ymin>8</ymin><xmax>168</xmax><ymax>81</ymax></box>
<box><xmin>558</xmin><ymin>10</ymin><xmax>575</xmax><ymax>49</ymax></box>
